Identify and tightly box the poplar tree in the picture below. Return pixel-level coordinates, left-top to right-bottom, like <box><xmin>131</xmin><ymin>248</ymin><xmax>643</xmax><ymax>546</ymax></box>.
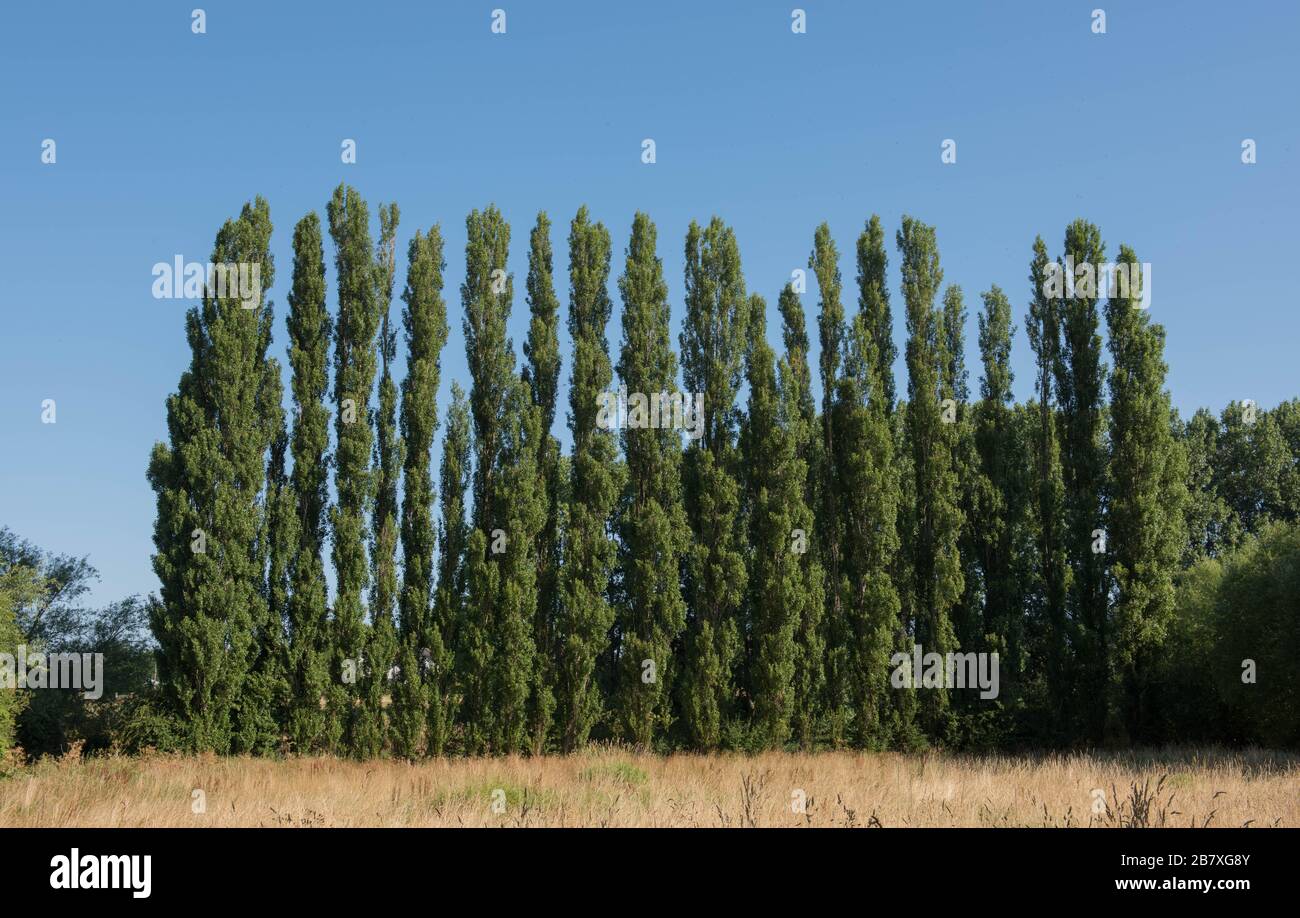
<box><xmin>459</xmin><ymin>205</ymin><xmax>519</xmax><ymax>753</ymax></box>
<box><xmin>809</xmin><ymin>223</ymin><xmax>855</xmax><ymax>743</ymax></box>
<box><xmin>854</xmin><ymin>220</ymin><xmax>916</xmax><ymax>745</ymax></box>
<box><xmin>285</xmin><ymin>212</ymin><xmax>332</xmax><ymax>752</ymax></box>
<box><xmin>558</xmin><ymin>206</ymin><xmax>621</xmax><ymax>751</ymax></box>
<box><xmin>1025</xmin><ymin>237</ymin><xmax>1069</xmax><ymax>733</ymax></box>
<box><xmin>743</xmin><ymin>297</ymin><xmax>828</xmax><ymax>748</ymax></box>
<box><xmin>147</xmin><ymin>197</ymin><xmax>276</xmax><ymax>753</ymax></box>
<box><xmin>393</xmin><ymin>225</ymin><xmax>449</xmax><ymax>758</ymax></box>
<box><xmin>939</xmin><ymin>284</ymin><xmax>984</xmax><ymax>735</ymax></box>
<box><xmin>1053</xmin><ymin>220</ymin><xmax>1110</xmax><ymax>740</ymax></box>
<box><xmin>523</xmin><ymin>212</ymin><xmax>562</xmax><ymax>753</ymax></box>
<box><xmin>614</xmin><ymin>212</ymin><xmax>690</xmax><ymax>749</ymax></box>
<box><xmin>361</xmin><ymin>202</ymin><xmax>401</xmax><ymax>756</ymax></box>
<box><xmin>837</xmin><ymin>309</ymin><xmax>902</xmax><ymax>748</ymax></box>
<box><xmin>326</xmin><ymin>184</ymin><xmax>380</xmax><ymax>755</ymax></box>
<box><xmin>856</xmin><ymin>215</ymin><xmax>897</xmax><ymax>410</ymax></box>
<box><xmin>1105</xmin><ymin>244</ymin><xmax>1187</xmax><ymax>741</ymax></box>
<box><xmin>488</xmin><ymin>377</ymin><xmax>547</xmax><ymax>753</ymax></box>
<box><xmin>247</xmin><ymin>345</ymin><xmax>291</xmax><ymax>754</ymax></box>
<box><xmin>777</xmin><ymin>283</ymin><xmax>825</xmax><ymax>749</ymax></box>
<box><xmin>898</xmin><ymin>215</ymin><xmax>962</xmax><ymax>743</ymax></box>
<box><xmin>435</xmin><ymin>383</ymin><xmax>472</xmax><ymax>751</ymax></box>
<box><xmin>972</xmin><ymin>285</ymin><xmax>1031</xmax><ymax>730</ymax></box>
<box><xmin>679</xmin><ymin>217</ymin><xmax>749</xmax><ymax>749</ymax></box>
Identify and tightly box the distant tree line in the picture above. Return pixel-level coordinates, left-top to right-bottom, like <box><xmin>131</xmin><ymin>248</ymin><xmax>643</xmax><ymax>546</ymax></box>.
<box><xmin>12</xmin><ymin>184</ymin><xmax>1296</xmax><ymax>761</ymax></box>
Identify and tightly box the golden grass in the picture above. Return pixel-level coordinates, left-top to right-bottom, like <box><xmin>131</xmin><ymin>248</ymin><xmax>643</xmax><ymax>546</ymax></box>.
<box><xmin>1</xmin><ymin>746</ymin><xmax>1295</xmax><ymax>828</ymax></box>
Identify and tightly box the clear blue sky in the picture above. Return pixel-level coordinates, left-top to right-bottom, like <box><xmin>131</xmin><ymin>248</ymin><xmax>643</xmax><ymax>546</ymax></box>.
<box><xmin>2</xmin><ymin>1</ymin><xmax>1297</xmax><ymax>607</ymax></box>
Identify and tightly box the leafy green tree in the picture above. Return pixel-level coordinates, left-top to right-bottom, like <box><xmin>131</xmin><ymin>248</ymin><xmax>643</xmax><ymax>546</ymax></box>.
<box><xmin>1053</xmin><ymin>220</ymin><xmax>1110</xmax><ymax>741</ymax></box>
<box><xmin>523</xmin><ymin>212</ymin><xmax>562</xmax><ymax>753</ymax></box>
<box><xmin>810</xmin><ymin>223</ymin><xmax>851</xmax><ymax>744</ymax></box>
<box><xmin>284</xmin><ymin>212</ymin><xmax>333</xmax><ymax>753</ymax></box>
<box><xmin>393</xmin><ymin>225</ymin><xmax>450</xmax><ymax>758</ymax></box>
<box><xmin>969</xmin><ymin>285</ymin><xmax>1031</xmax><ymax>740</ymax></box>
<box><xmin>361</xmin><ymin>202</ymin><xmax>402</xmax><ymax>756</ymax></box>
<box><xmin>1213</xmin><ymin>401</ymin><xmax>1290</xmax><ymax>547</ymax></box>
<box><xmin>835</xmin><ymin>306</ymin><xmax>903</xmax><ymax>748</ymax></box>
<box><xmin>492</xmin><ymin>378</ymin><xmax>547</xmax><ymax>753</ymax></box>
<box><xmin>246</xmin><ymin>335</ymin><xmax>291</xmax><ymax>755</ymax></box>
<box><xmin>435</xmin><ymin>384</ymin><xmax>472</xmax><ymax>751</ymax></box>
<box><xmin>1180</xmin><ymin>409</ymin><xmax>1230</xmax><ymax>563</ymax></box>
<box><xmin>459</xmin><ymin>205</ymin><xmax>522</xmax><ymax>753</ymax></box>
<box><xmin>857</xmin><ymin>215</ymin><xmax>897</xmax><ymax>411</ymax></box>
<box><xmin>147</xmin><ymin>197</ymin><xmax>277</xmax><ymax>753</ymax></box>
<box><xmin>0</xmin><ymin>563</ymin><xmax>40</xmax><ymax>758</ymax></box>
<box><xmin>776</xmin><ymin>283</ymin><xmax>826</xmax><ymax>749</ymax></box>
<box><xmin>614</xmin><ymin>213</ymin><xmax>690</xmax><ymax>749</ymax></box>
<box><xmin>1105</xmin><ymin>244</ymin><xmax>1187</xmax><ymax>741</ymax></box>
<box><xmin>1024</xmin><ymin>237</ymin><xmax>1070</xmax><ymax>734</ymax></box>
<box><xmin>679</xmin><ymin>217</ymin><xmax>750</xmax><ymax>749</ymax></box>
<box><xmin>744</xmin><ymin>296</ymin><xmax>831</xmax><ymax>748</ymax></box>
<box><xmin>898</xmin><ymin>215</ymin><xmax>962</xmax><ymax>743</ymax></box>
<box><xmin>557</xmin><ymin>207</ymin><xmax>621</xmax><ymax>751</ymax></box>
<box><xmin>326</xmin><ymin>184</ymin><xmax>380</xmax><ymax>755</ymax></box>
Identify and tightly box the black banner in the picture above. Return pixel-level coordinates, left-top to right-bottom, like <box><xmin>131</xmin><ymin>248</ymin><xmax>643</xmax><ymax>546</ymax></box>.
<box><xmin>3</xmin><ymin>827</ymin><xmax>1290</xmax><ymax>904</ymax></box>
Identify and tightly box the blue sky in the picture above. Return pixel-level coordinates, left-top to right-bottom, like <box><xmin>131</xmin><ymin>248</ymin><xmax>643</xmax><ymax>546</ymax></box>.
<box><xmin>2</xmin><ymin>1</ymin><xmax>1297</xmax><ymax>606</ymax></box>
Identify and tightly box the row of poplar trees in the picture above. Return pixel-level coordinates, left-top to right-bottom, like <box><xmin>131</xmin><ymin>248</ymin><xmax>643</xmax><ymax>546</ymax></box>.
<box><xmin>148</xmin><ymin>184</ymin><xmax>1188</xmax><ymax>756</ymax></box>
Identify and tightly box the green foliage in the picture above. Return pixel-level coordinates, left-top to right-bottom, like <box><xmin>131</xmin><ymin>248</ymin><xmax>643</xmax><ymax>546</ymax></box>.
<box><xmin>614</xmin><ymin>213</ymin><xmax>690</xmax><ymax>749</ymax></box>
<box><xmin>1054</xmin><ymin>220</ymin><xmax>1110</xmax><ymax>741</ymax></box>
<box><xmin>776</xmin><ymin>283</ymin><xmax>826</xmax><ymax>750</ymax></box>
<box><xmin>365</xmin><ymin>203</ymin><xmax>403</xmax><ymax>755</ymax></box>
<box><xmin>436</xmin><ymin>384</ymin><xmax>473</xmax><ymax>749</ymax></box>
<box><xmin>557</xmin><ymin>207</ymin><xmax>621</xmax><ymax>752</ymax></box>
<box><xmin>1162</xmin><ymin>523</ymin><xmax>1300</xmax><ymax>746</ymax></box>
<box><xmin>679</xmin><ymin>218</ymin><xmax>750</xmax><ymax>749</ymax></box>
<box><xmin>326</xmin><ymin>184</ymin><xmax>381</xmax><ymax>755</ymax></box>
<box><xmin>394</xmin><ymin>224</ymin><xmax>450</xmax><ymax>758</ymax></box>
<box><xmin>147</xmin><ymin>196</ymin><xmax>277</xmax><ymax>754</ymax></box>
<box><xmin>523</xmin><ymin>212</ymin><xmax>562</xmax><ymax>754</ymax></box>
<box><xmin>898</xmin><ymin>216</ymin><xmax>963</xmax><ymax>742</ymax></box>
<box><xmin>132</xmin><ymin>200</ymin><xmax>1300</xmax><ymax>758</ymax></box>
<box><xmin>1106</xmin><ymin>244</ymin><xmax>1187</xmax><ymax>742</ymax></box>
<box><xmin>285</xmin><ymin>212</ymin><xmax>333</xmax><ymax>753</ymax></box>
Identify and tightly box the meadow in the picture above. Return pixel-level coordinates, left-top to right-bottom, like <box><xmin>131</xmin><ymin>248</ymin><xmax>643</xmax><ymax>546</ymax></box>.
<box><xmin>2</xmin><ymin>747</ymin><xmax>1295</xmax><ymax>828</ymax></box>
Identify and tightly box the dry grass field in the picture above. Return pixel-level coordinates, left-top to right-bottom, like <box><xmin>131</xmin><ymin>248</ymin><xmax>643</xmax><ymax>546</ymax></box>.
<box><xmin>1</xmin><ymin>746</ymin><xmax>1295</xmax><ymax>828</ymax></box>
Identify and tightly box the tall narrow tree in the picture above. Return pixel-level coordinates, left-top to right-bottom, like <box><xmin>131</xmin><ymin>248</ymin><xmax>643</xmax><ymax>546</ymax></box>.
<box><xmin>557</xmin><ymin>206</ymin><xmax>621</xmax><ymax>751</ymax></box>
<box><xmin>898</xmin><ymin>216</ymin><xmax>963</xmax><ymax>743</ymax></box>
<box><xmin>326</xmin><ymin>184</ymin><xmax>380</xmax><ymax>755</ymax></box>
<box><xmin>459</xmin><ymin>205</ymin><xmax>518</xmax><ymax>753</ymax></box>
<box><xmin>285</xmin><ymin>212</ymin><xmax>332</xmax><ymax>753</ymax></box>
<box><xmin>147</xmin><ymin>197</ymin><xmax>277</xmax><ymax>753</ymax></box>
<box><xmin>776</xmin><ymin>283</ymin><xmax>826</xmax><ymax>749</ymax></box>
<box><xmin>360</xmin><ymin>202</ymin><xmax>402</xmax><ymax>756</ymax></box>
<box><xmin>809</xmin><ymin>223</ymin><xmax>851</xmax><ymax>743</ymax></box>
<box><xmin>679</xmin><ymin>217</ymin><xmax>750</xmax><ymax>749</ymax></box>
<box><xmin>1025</xmin><ymin>237</ymin><xmax>1069</xmax><ymax>734</ymax></box>
<box><xmin>393</xmin><ymin>225</ymin><xmax>450</xmax><ymax>758</ymax></box>
<box><xmin>1053</xmin><ymin>219</ymin><xmax>1110</xmax><ymax>741</ymax></box>
<box><xmin>523</xmin><ymin>212</ymin><xmax>562</xmax><ymax>753</ymax></box>
<box><xmin>435</xmin><ymin>383</ymin><xmax>472</xmax><ymax>751</ymax></box>
<box><xmin>743</xmin><ymin>296</ymin><xmax>828</xmax><ymax>748</ymax></box>
<box><xmin>856</xmin><ymin>215</ymin><xmax>897</xmax><ymax>411</ymax></box>
<box><xmin>614</xmin><ymin>212</ymin><xmax>690</xmax><ymax>749</ymax></box>
<box><xmin>1105</xmin><ymin>244</ymin><xmax>1187</xmax><ymax>741</ymax></box>
<box><xmin>836</xmin><ymin>308</ymin><xmax>903</xmax><ymax>748</ymax></box>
